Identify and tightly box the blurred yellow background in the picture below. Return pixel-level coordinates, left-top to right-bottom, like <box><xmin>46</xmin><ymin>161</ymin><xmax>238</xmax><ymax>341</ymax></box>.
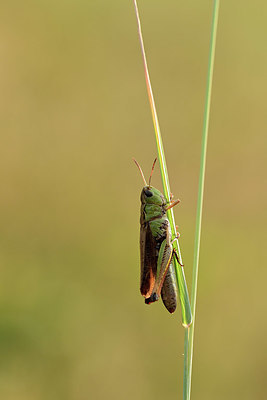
<box><xmin>0</xmin><ymin>1</ymin><xmax>266</xmax><ymax>399</ymax></box>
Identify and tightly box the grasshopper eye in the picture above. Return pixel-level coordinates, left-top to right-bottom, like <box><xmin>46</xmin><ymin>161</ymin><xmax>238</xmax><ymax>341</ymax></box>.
<box><xmin>144</xmin><ymin>189</ymin><xmax>153</xmax><ymax>197</ymax></box>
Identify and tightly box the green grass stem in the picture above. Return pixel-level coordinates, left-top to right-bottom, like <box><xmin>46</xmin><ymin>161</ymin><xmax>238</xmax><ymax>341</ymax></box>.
<box><xmin>183</xmin><ymin>1</ymin><xmax>220</xmax><ymax>399</ymax></box>
<box><xmin>133</xmin><ymin>0</ymin><xmax>192</xmax><ymax>327</ymax></box>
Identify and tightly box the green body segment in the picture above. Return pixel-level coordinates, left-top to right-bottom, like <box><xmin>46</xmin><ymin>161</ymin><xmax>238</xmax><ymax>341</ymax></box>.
<box><xmin>144</xmin><ymin>205</ymin><xmax>163</xmax><ymax>222</ymax></box>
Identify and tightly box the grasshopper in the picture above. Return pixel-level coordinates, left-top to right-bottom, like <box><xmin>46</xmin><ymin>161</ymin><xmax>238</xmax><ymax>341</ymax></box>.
<box><xmin>134</xmin><ymin>158</ymin><xmax>182</xmax><ymax>314</ymax></box>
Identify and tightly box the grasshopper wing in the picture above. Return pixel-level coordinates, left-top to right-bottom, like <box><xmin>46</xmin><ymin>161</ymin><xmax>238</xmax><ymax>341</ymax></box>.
<box><xmin>140</xmin><ymin>221</ymin><xmax>157</xmax><ymax>298</ymax></box>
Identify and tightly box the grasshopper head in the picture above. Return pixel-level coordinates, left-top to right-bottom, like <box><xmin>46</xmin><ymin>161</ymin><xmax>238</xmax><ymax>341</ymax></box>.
<box><xmin>141</xmin><ymin>186</ymin><xmax>166</xmax><ymax>206</ymax></box>
<box><xmin>133</xmin><ymin>158</ymin><xmax>166</xmax><ymax>206</ymax></box>
<box><xmin>134</xmin><ymin>158</ymin><xmax>166</xmax><ymax>205</ymax></box>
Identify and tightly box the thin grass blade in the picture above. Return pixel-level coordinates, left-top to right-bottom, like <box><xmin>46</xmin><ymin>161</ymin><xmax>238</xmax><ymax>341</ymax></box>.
<box><xmin>183</xmin><ymin>1</ymin><xmax>220</xmax><ymax>399</ymax></box>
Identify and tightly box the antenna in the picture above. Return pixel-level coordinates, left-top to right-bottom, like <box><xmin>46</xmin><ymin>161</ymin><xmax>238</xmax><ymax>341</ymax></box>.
<box><xmin>148</xmin><ymin>158</ymin><xmax>157</xmax><ymax>187</ymax></box>
<box><xmin>133</xmin><ymin>158</ymin><xmax>147</xmax><ymax>186</ymax></box>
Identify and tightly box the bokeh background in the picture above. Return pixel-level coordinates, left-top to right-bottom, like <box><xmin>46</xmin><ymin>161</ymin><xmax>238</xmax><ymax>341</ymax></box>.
<box><xmin>0</xmin><ymin>1</ymin><xmax>266</xmax><ymax>399</ymax></box>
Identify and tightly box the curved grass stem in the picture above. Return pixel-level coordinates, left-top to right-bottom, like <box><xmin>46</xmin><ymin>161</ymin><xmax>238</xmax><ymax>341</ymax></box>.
<box><xmin>133</xmin><ymin>0</ymin><xmax>192</xmax><ymax>327</ymax></box>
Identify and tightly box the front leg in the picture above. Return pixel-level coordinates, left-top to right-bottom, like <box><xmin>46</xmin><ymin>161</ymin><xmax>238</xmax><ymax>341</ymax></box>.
<box><xmin>166</xmin><ymin>199</ymin><xmax>180</xmax><ymax>211</ymax></box>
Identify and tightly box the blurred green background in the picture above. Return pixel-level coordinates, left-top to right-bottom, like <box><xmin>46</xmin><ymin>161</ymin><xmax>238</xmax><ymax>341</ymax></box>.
<box><xmin>0</xmin><ymin>1</ymin><xmax>266</xmax><ymax>399</ymax></box>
